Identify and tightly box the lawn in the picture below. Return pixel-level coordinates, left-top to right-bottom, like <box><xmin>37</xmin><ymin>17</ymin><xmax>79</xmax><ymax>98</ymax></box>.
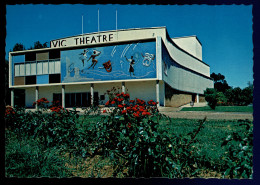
<box><xmin>180</xmin><ymin>106</ymin><xmax>253</xmax><ymax>113</ymax></box>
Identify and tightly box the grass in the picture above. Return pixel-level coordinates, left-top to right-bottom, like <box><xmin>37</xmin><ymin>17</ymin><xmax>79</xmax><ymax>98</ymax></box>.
<box><xmin>158</xmin><ymin>118</ymin><xmax>248</xmax><ymax>162</ymax></box>
<box><xmin>180</xmin><ymin>106</ymin><xmax>253</xmax><ymax>113</ymax></box>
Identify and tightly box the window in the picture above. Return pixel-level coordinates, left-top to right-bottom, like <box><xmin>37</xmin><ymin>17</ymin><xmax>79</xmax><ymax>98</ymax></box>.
<box><xmin>54</xmin><ymin>60</ymin><xmax>60</xmax><ymax>73</ymax></box>
<box><xmin>14</xmin><ymin>64</ymin><xmax>20</xmax><ymax>76</ymax></box>
<box><xmin>49</xmin><ymin>60</ymin><xmax>60</xmax><ymax>74</ymax></box>
<box><xmin>26</xmin><ymin>63</ymin><xmax>31</xmax><ymax>76</ymax></box>
<box><xmin>19</xmin><ymin>64</ymin><xmax>25</xmax><ymax>76</ymax></box>
<box><xmin>31</xmin><ymin>63</ymin><xmax>36</xmax><ymax>75</ymax></box>
<box><xmin>49</xmin><ymin>61</ymin><xmax>55</xmax><ymax>74</ymax></box>
<box><xmin>42</xmin><ymin>61</ymin><xmax>48</xmax><ymax>74</ymax></box>
<box><xmin>37</xmin><ymin>62</ymin><xmax>43</xmax><ymax>75</ymax></box>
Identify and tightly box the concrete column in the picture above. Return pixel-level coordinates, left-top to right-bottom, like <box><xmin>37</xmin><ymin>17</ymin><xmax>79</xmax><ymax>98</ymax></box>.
<box><xmin>156</xmin><ymin>80</ymin><xmax>160</xmax><ymax>107</ymax></box>
<box><xmin>11</xmin><ymin>88</ymin><xmax>14</xmax><ymax>107</ymax></box>
<box><xmin>35</xmin><ymin>86</ymin><xmax>39</xmax><ymax>111</ymax></box>
<box><xmin>122</xmin><ymin>82</ymin><xmax>125</xmax><ymax>93</ymax></box>
<box><xmin>91</xmin><ymin>83</ymin><xmax>94</xmax><ymax>105</ymax></box>
<box><xmin>196</xmin><ymin>94</ymin><xmax>199</xmax><ymax>103</ymax></box>
<box><xmin>62</xmin><ymin>85</ymin><xmax>65</xmax><ymax>108</ymax></box>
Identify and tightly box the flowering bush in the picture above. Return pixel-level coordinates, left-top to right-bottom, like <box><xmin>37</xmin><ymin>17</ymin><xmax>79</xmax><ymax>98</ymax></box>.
<box><xmin>33</xmin><ymin>97</ymin><xmax>49</xmax><ymax>110</ymax></box>
<box><xmin>84</xmin><ymin>88</ymin><xmax>206</xmax><ymax>177</ymax></box>
<box><xmin>5</xmin><ymin>106</ymin><xmax>15</xmax><ymax>117</ymax></box>
<box><xmin>49</xmin><ymin>100</ymin><xmax>67</xmax><ymax>114</ymax></box>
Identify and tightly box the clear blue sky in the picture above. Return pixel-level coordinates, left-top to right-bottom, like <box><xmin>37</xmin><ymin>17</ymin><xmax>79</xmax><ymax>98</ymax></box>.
<box><xmin>5</xmin><ymin>4</ymin><xmax>253</xmax><ymax>89</ymax></box>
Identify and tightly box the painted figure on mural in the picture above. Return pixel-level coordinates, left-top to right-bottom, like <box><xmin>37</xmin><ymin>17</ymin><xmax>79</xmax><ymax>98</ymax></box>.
<box><xmin>125</xmin><ymin>55</ymin><xmax>135</xmax><ymax>76</ymax></box>
<box><xmin>102</xmin><ymin>60</ymin><xmax>112</xmax><ymax>72</ymax></box>
<box><xmin>79</xmin><ymin>49</ymin><xmax>88</xmax><ymax>66</ymax></box>
<box><xmin>87</xmin><ymin>50</ymin><xmax>101</xmax><ymax>69</ymax></box>
<box><xmin>141</xmin><ymin>53</ymin><xmax>155</xmax><ymax>67</ymax></box>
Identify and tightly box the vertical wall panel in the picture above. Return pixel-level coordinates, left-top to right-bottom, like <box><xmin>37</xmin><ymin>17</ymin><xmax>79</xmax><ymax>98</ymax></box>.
<box><xmin>37</xmin><ymin>74</ymin><xmax>49</xmax><ymax>84</ymax></box>
<box><xmin>36</xmin><ymin>52</ymin><xmax>49</xmax><ymax>61</ymax></box>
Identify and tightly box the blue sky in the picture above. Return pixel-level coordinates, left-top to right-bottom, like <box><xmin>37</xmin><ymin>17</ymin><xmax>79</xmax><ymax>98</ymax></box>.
<box><xmin>5</xmin><ymin>4</ymin><xmax>253</xmax><ymax>88</ymax></box>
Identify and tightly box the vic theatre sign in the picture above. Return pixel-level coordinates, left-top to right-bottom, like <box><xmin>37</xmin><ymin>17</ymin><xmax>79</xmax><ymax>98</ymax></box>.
<box><xmin>50</xmin><ymin>33</ymin><xmax>114</xmax><ymax>48</ymax></box>
<box><xmin>60</xmin><ymin>41</ymin><xmax>156</xmax><ymax>83</ymax></box>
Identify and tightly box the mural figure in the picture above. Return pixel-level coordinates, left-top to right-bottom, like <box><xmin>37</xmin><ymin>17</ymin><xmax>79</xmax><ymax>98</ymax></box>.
<box><xmin>141</xmin><ymin>53</ymin><xmax>155</xmax><ymax>67</ymax></box>
<box><xmin>79</xmin><ymin>49</ymin><xmax>88</xmax><ymax>66</ymax></box>
<box><xmin>102</xmin><ymin>60</ymin><xmax>112</xmax><ymax>72</ymax></box>
<box><xmin>125</xmin><ymin>55</ymin><xmax>135</xmax><ymax>76</ymax></box>
<box><xmin>87</xmin><ymin>50</ymin><xmax>101</xmax><ymax>69</ymax></box>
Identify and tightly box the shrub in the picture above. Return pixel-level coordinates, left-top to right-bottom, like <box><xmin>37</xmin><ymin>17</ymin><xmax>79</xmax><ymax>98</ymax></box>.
<box><xmin>83</xmin><ymin>90</ymin><xmax>207</xmax><ymax>177</ymax></box>
<box><xmin>204</xmin><ymin>88</ymin><xmax>218</xmax><ymax>109</ymax></box>
<box><xmin>220</xmin><ymin>120</ymin><xmax>253</xmax><ymax>178</ymax></box>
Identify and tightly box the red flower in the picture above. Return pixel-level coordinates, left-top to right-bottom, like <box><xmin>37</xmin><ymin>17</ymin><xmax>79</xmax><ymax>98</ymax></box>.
<box><xmin>111</xmin><ymin>101</ymin><xmax>116</xmax><ymax>104</ymax></box>
<box><xmin>127</xmin><ymin>122</ymin><xmax>132</xmax><ymax>128</ymax></box>
<box><xmin>129</xmin><ymin>100</ymin><xmax>135</xmax><ymax>103</ymax></box>
<box><xmin>126</xmin><ymin>107</ymin><xmax>132</xmax><ymax>110</ymax></box>
<box><xmin>133</xmin><ymin>113</ymin><xmax>140</xmax><ymax>117</ymax></box>
<box><xmin>124</xmin><ymin>93</ymin><xmax>130</xmax><ymax>98</ymax></box>
<box><xmin>152</xmin><ymin>102</ymin><xmax>157</xmax><ymax>105</ymax></box>
<box><xmin>132</xmin><ymin>108</ymin><xmax>138</xmax><ymax>112</ymax></box>
<box><xmin>118</xmin><ymin>104</ymin><xmax>124</xmax><ymax>108</ymax></box>
<box><xmin>142</xmin><ymin>111</ymin><xmax>152</xmax><ymax>116</ymax></box>
<box><xmin>105</xmin><ymin>101</ymin><xmax>110</xmax><ymax>106</ymax></box>
<box><xmin>122</xmin><ymin>110</ymin><xmax>127</xmax><ymax>114</ymax></box>
<box><xmin>103</xmin><ymin>110</ymin><xmax>107</xmax><ymax>113</ymax></box>
<box><xmin>118</xmin><ymin>98</ymin><xmax>124</xmax><ymax>102</ymax></box>
<box><xmin>116</xmin><ymin>94</ymin><xmax>121</xmax><ymax>97</ymax></box>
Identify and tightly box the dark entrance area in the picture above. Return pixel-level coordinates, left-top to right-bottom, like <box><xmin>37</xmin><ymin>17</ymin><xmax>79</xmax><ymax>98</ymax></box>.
<box><xmin>14</xmin><ymin>89</ymin><xmax>25</xmax><ymax>107</ymax></box>
<box><xmin>53</xmin><ymin>92</ymin><xmax>99</xmax><ymax>108</ymax></box>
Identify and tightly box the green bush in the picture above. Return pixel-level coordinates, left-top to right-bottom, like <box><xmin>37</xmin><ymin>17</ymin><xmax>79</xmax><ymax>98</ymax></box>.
<box><xmin>204</xmin><ymin>88</ymin><xmax>218</xmax><ymax>109</ymax></box>
<box><xmin>81</xmin><ymin>90</ymin><xmax>208</xmax><ymax>177</ymax></box>
<box><xmin>220</xmin><ymin>120</ymin><xmax>253</xmax><ymax>178</ymax></box>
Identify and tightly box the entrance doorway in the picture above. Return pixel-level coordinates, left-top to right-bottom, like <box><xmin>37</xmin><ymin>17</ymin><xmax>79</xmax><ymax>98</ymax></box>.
<box><xmin>53</xmin><ymin>92</ymin><xmax>99</xmax><ymax>108</ymax></box>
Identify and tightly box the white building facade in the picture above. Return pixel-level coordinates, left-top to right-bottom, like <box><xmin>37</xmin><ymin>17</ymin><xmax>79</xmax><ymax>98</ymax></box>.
<box><xmin>9</xmin><ymin>27</ymin><xmax>213</xmax><ymax>108</ymax></box>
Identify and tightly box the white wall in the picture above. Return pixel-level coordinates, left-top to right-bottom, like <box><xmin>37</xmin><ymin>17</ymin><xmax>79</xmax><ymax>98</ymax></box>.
<box><xmin>24</xmin><ymin>81</ymin><xmax>161</xmax><ymax>107</ymax></box>
<box><xmin>162</xmin><ymin>37</ymin><xmax>210</xmax><ymax>77</ymax></box>
<box><xmin>125</xmin><ymin>81</ymin><xmax>157</xmax><ymax>103</ymax></box>
<box><xmin>172</xmin><ymin>36</ymin><xmax>202</xmax><ymax>61</ymax></box>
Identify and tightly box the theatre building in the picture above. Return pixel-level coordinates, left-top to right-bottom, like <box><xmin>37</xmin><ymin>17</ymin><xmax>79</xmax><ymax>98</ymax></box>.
<box><xmin>9</xmin><ymin>27</ymin><xmax>213</xmax><ymax>108</ymax></box>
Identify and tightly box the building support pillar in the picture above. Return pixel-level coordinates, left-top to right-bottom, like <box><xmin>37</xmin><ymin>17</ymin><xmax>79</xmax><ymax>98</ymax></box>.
<box><xmin>122</xmin><ymin>82</ymin><xmax>125</xmax><ymax>93</ymax></box>
<box><xmin>91</xmin><ymin>83</ymin><xmax>94</xmax><ymax>105</ymax></box>
<box><xmin>156</xmin><ymin>80</ymin><xmax>160</xmax><ymax>107</ymax></box>
<box><xmin>196</xmin><ymin>94</ymin><xmax>199</xmax><ymax>103</ymax></box>
<box><xmin>62</xmin><ymin>85</ymin><xmax>65</xmax><ymax>108</ymax></box>
<box><xmin>11</xmin><ymin>88</ymin><xmax>14</xmax><ymax>107</ymax></box>
<box><xmin>35</xmin><ymin>86</ymin><xmax>39</xmax><ymax>111</ymax></box>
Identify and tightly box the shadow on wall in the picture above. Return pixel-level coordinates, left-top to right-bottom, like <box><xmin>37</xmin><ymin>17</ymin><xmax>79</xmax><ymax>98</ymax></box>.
<box><xmin>165</xmin><ymin>83</ymin><xmax>205</xmax><ymax>107</ymax></box>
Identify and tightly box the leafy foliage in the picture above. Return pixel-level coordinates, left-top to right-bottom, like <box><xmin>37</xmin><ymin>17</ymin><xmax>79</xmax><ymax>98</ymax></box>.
<box><xmin>220</xmin><ymin>120</ymin><xmax>253</xmax><ymax>178</ymax></box>
<box><xmin>5</xmin><ymin>94</ymin><xmax>253</xmax><ymax>178</ymax></box>
<box><xmin>210</xmin><ymin>72</ymin><xmax>231</xmax><ymax>93</ymax></box>
<box><xmin>204</xmin><ymin>88</ymin><xmax>218</xmax><ymax>109</ymax></box>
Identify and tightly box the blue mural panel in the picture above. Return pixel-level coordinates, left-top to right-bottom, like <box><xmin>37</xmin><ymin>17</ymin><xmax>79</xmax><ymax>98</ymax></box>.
<box><xmin>60</xmin><ymin>41</ymin><xmax>156</xmax><ymax>83</ymax></box>
<box><xmin>37</xmin><ymin>74</ymin><xmax>49</xmax><ymax>84</ymax></box>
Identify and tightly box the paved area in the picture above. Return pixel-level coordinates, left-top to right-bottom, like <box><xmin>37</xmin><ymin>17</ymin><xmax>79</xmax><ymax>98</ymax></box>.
<box><xmin>158</xmin><ymin>103</ymin><xmax>253</xmax><ymax>120</ymax></box>
<box><xmin>159</xmin><ymin>111</ymin><xmax>253</xmax><ymax>120</ymax></box>
<box><xmin>25</xmin><ymin>102</ymin><xmax>253</xmax><ymax>121</ymax></box>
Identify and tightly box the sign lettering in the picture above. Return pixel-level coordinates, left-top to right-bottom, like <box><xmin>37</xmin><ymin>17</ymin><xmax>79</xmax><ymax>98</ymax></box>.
<box><xmin>51</xmin><ymin>33</ymin><xmax>114</xmax><ymax>48</ymax></box>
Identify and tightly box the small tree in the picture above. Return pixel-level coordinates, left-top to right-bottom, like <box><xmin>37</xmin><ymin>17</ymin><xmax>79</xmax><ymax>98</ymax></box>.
<box><xmin>204</xmin><ymin>88</ymin><xmax>218</xmax><ymax>109</ymax></box>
